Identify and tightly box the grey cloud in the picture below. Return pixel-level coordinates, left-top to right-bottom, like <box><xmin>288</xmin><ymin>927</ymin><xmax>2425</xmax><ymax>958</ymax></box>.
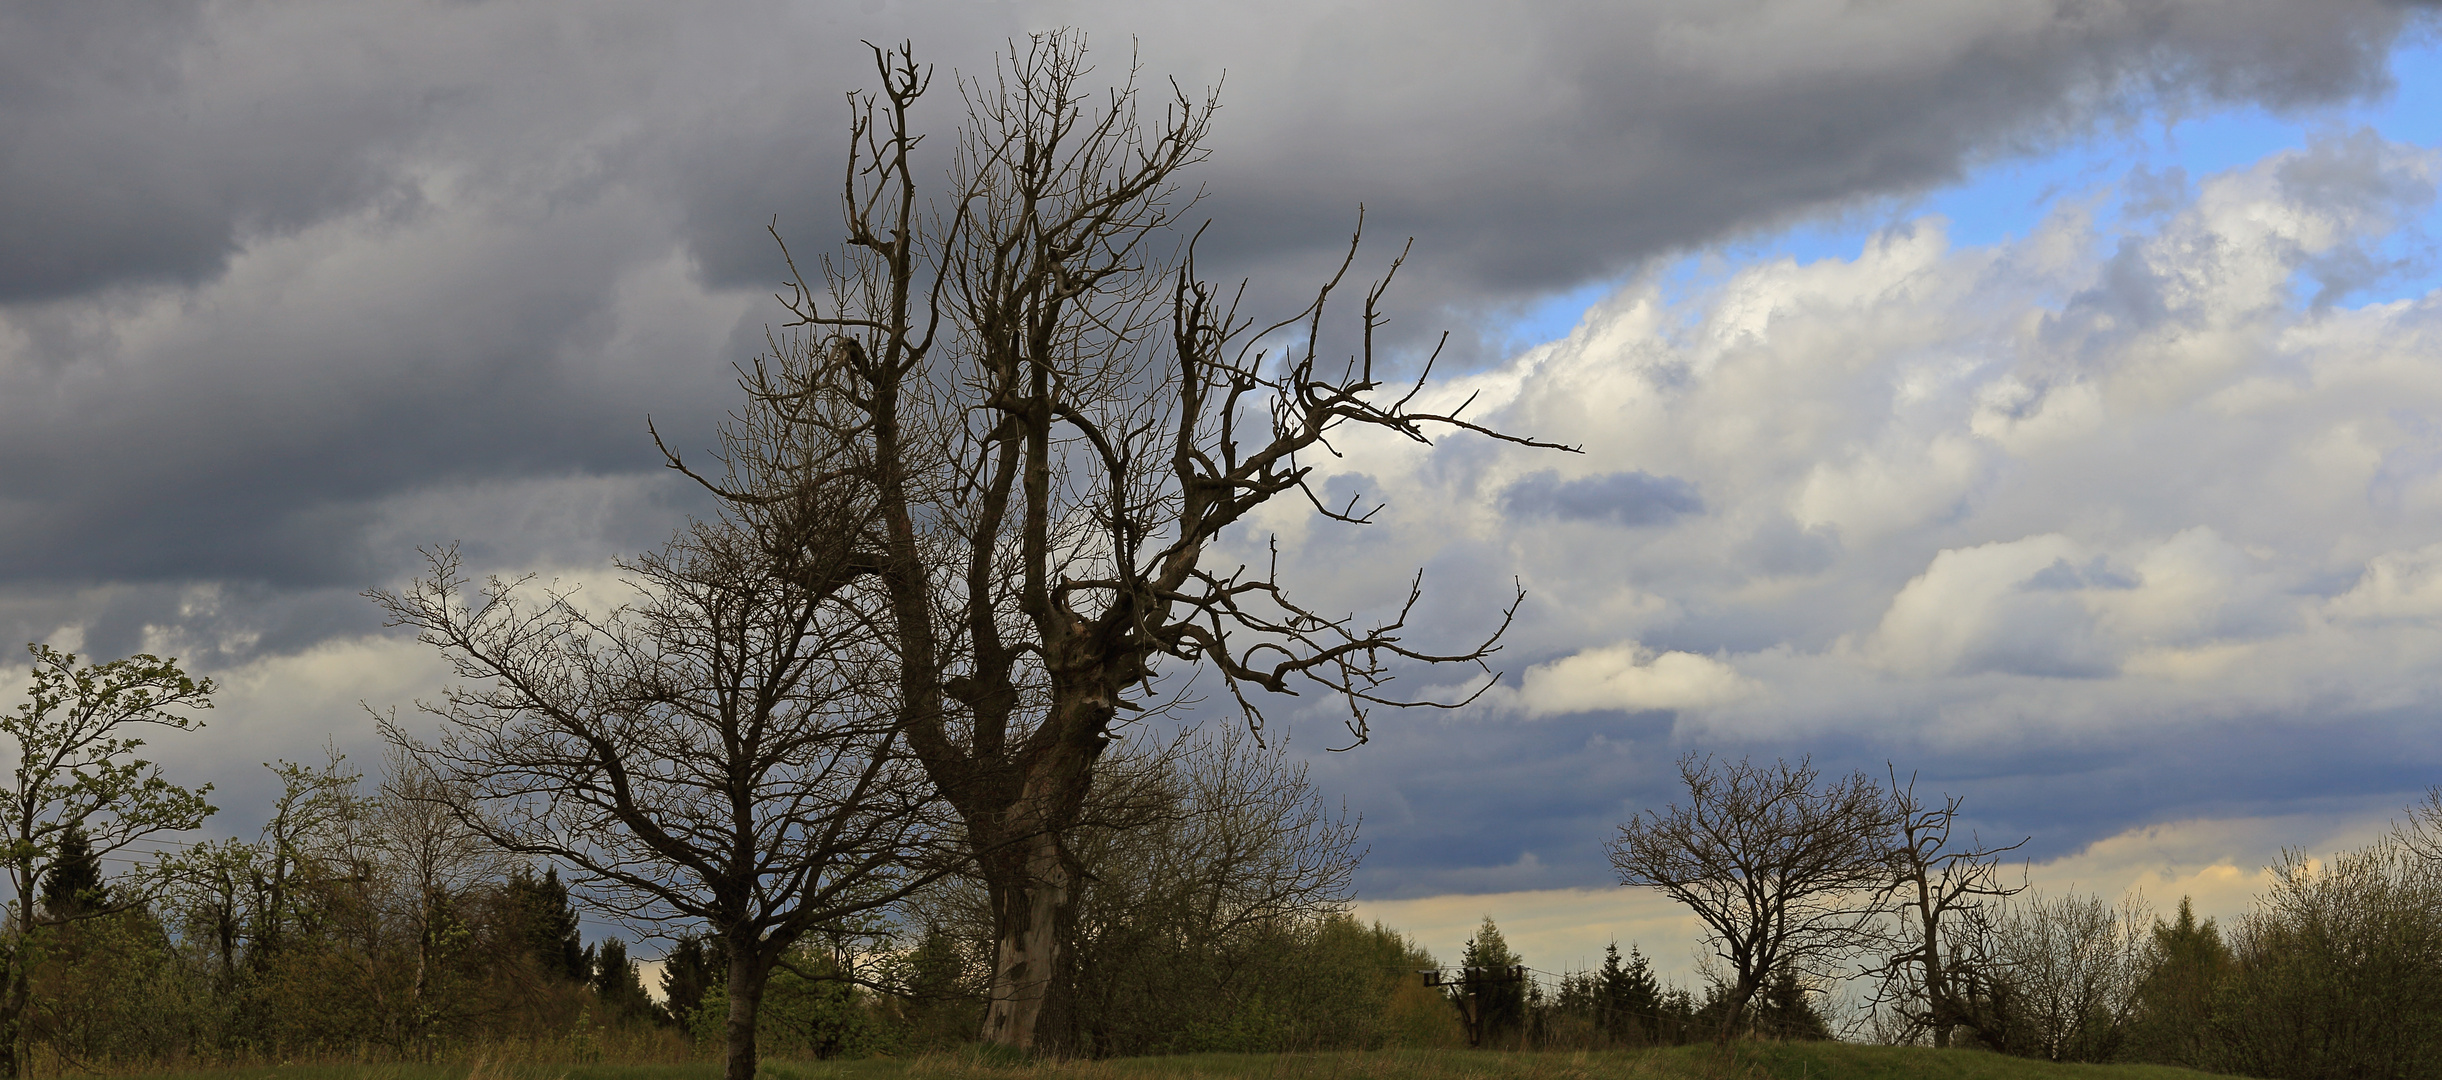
<box><xmin>2024</xmin><ymin>556</ymin><xmax>2139</xmax><ymax>591</ymax></box>
<box><xmin>7</xmin><ymin>0</ymin><xmax>2442</xmax><ymax>905</ymax></box>
<box><xmin>0</xmin><ymin>0</ymin><xmax>2427</xmax><ymax>612</ymax></box>
<box><xmin>1737</xmin><ymin>516</ymin><xmax>1842</xmax><ymax>577</ymax></box>
<box><xmin>1502</xmin><ymin>469</ymin><xmax>1703</xmax><ymax>526</ymax></box>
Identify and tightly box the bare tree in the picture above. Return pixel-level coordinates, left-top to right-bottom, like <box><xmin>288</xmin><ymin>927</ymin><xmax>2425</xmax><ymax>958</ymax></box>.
<box><xmin>1607</xmin><ymin>754</ymin><xmax>1891</xmax><ymax>1042</ymax></box>
<box><xmin>667</xmin><ymin>32</ymin><xmax>1566</xmax><ymax>1052</ymax></box>
<box><xmin>374</xmin><ymin>472</ymin><xmax>943</xmax><ymax>1080</ymax></box>
<box><xmin>363</xmin><ymin>747</ymin><xmax>512</xmax><ymax>1054</ymax></box>
<box><xmin>1861</xmin><ymin>770</ymin><xmax>2026</xmax><ymax>1048</ymax></box>
<box><xmin>1985</xmin><ymin>890</ymin><xmax>2153</xmax><ymax>1062</ymax></box>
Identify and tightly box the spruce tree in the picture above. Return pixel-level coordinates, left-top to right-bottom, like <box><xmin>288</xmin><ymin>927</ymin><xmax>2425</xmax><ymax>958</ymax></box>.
<box><xmin>1598</xmin><ymin>942</ymin><xmax>1665</xmax><ymax>1044</ymax></box>
<box><xmin>506</xmin><ymin>865</ymin><xmax>586</xmax><ymax>982</ymax></box>
<box><xmin>594</xmin><ymin>937</ymin><xmax>658</xmax><ymax>1023</ymax></box>
<box><xmin>660</xmin><ymin>934</ymin><xmax>729</xmax><ymax>1026</ymax></box>
<box><xmin>1457</xmin><ymin>918</ymin><xmax>1529</xmax><ymax>1046</ymax></box>
<box><xmin>38</xmin><ymin>823</ymin><xmax>102</xmax><ymax>921</ymax></box>
<box><xmin>2130</xmin><ymin>896</ymin><xmax>2230</xmax><ymax>1066</ymax></box>
<box><xmin>1753</xmin><ymin>967</ymin><xmax>1831</xmax><ymax>1040</ymax></box>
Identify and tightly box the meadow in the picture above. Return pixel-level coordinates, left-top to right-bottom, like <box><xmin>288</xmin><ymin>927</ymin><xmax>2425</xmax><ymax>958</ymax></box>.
<box><xmin>100</xmin><ymin>1045</ymin><xmax>2237</xmax><ymax>1080</ymax></box>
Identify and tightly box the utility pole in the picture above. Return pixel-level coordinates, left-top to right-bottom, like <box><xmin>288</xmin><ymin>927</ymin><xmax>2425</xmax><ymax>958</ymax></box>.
<box><xmin>1422</xmin><ymin>965</ymin><xmax>1528</xmax><ymax>1048</ymax></box>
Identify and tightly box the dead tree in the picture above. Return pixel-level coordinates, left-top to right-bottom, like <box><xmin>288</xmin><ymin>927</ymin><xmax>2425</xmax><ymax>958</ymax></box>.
<box><xmin>1608</xmin><ymin>754</ymin><xmax>1892</xmax><ymax>1042</ymax></box>
<box><xmin>1861</xmin><ymin>770</ymin><xmax>2026</xmax><ymax>1048</ymax></box>
<box><xmin>373</xmin><ymin>425</ymin><xmax>943</xmax><ymax>1080</ymax></box>
<box><xmin>668</xmin><ymin>33</ymin><xmax>1569</xmax><ymax>1053</ymax></box>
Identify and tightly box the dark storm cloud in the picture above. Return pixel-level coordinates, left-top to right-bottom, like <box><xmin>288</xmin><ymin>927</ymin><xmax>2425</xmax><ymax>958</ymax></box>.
<box><xmin>1502</xmin><ymin>469</ymin><xmax>1703</xmax><ymax>526</ymax></box>
<box><xmin>0</xmin><ymin>3</ymin><xmax>438</xmax><ymax>301</ymax></box>
<box><xmin>3</xmin><ymin>0</ymin><xmax>2430</xmax><ymax>606</ymax></box>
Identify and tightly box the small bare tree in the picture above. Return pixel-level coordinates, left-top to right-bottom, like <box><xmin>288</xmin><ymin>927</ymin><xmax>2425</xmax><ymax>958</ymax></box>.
<box><xmin>375</xmin><ymin>469</ymin><xmax>943</xmax><ymax>1080</ymax></box>
<box><xmin>1861</xmin><ymin>770</ymin><xmax>2025</xmax><ymax>1048</ymax></box>
<box><xmin>668</xmin><ymin>32</ymin><xmax>1568</xmax><ymax>1053</ymax></box>
<box><xmin>1985</xmin><ymin>890</ymin><xmax>2153</xmax><ymax>1062</ymax></box>
<box><xmin>1608</xmin><ymin>754</ymin><xmax>1891</xmax><ymax>1042</ymax></box>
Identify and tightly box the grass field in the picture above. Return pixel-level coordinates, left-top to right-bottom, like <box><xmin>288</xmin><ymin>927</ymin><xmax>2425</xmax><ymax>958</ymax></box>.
<box><xmin>104</xmin><ymin>1044</ymin><xmax>2239</xmax><ymax>1080</ymax></box>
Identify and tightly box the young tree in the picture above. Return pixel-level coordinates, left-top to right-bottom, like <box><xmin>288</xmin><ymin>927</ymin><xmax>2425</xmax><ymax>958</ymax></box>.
<box><xmin>1453</xmin><ymin>918</ymin><xmax>1528</xmax><ymax>1047</ymax></box>
<box><xmin>0</xmin><ymin>646</ymin><xmax>215</xmax><ymax>1079</ymax></box>
<box><xmin>38</xmin><ymin>825</ymin><xmax>101</xmax><ymax>921</ymax></box>
<box><xmin>1864</xmin><ymin>771</ymin><xmax>2026</xmax><ymax>1047</ymax></box>
<box><xmin>2213</xmin><ymin>840</ymin><xmax>2442</xmax><ymax>1078</ymax></box>
<box><xmin>2125</xmin><ymin>896</ymin><xmax>2230</xmax><ymax>1066</ymax></box>
<box><xmin>504</xmin><ymin>865</ymin><xmax>588</xmax><ymax>985</ymax></box>
<box><xmin>376</xmin><ymin>502</ymin><xmax>942</xmax><ymax>1080</ymax></box>
<box><xmin>1608</xmin><ymin>754</ymin><xmax>1890</xmax><ymax>1042</ymax></box>
<box><xmin>1596</xmin><ymin>942</ymin><xmax>1664</xmax><ymax>1045</ymax></box>
<box><xmin>676</xmin><ymin>32</ymin><xmax>1565</xmax><ymax>1053</ymax></box>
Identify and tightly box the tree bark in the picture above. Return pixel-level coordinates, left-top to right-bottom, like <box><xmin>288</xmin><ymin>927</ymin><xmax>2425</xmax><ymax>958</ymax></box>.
<box><xmin>980</xmin><ymin>826</ymin><xmax>1077</xmax><ymax>1053</ymax></box>
<box><xmin>723</xmin><ymin>947</ymin><xmax>769</xmax><ymax>1080</ymax></box>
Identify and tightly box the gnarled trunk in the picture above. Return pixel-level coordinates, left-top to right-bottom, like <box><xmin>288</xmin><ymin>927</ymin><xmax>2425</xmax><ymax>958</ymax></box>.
<box><xmin>980</xmin><ymin>826</ymin><xmax>1076</xmax><ymax>1053</ymax></box>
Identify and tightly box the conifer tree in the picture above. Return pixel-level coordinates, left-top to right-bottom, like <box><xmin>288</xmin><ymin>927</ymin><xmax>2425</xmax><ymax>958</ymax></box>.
<box><xmin>38</xmin><ymin>825</ymin><xmax>102</xmax><ymax>921</ymax></box>
<box><xmin>506</xmin><ymin>866</ymin><xmax>586</xmax><ymax>983</ymax></box>
<box><xmin>593</xmin><ymin>938</ymin><xmax>657</xmax><ymax>1023</ymax></box>
<box><xmin>1597</xmin><ymin>942</ymin><xmax>1664</xmax><ymax>1044</ymax></box>
<box><xmin>1456</xmin><ymin>918</ymin><xmax>1528</xmax><ymax>1046</ymax></box>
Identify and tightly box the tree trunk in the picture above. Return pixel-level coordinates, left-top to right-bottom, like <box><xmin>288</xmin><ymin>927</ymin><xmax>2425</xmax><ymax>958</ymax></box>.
<box><xmin>980</xmin><ymin>824</ymin><xmax>1076</xmax><ymax>1054</ymax></box>
<box><xmin>724</xmin><ymin>947</ymin><xmax>768</xmax><ymax>1080</ymax></box>
<box><xmin>0</xmin><ymin>949</ymin><xmax>25</xmax><ymax>1080</ymax></box>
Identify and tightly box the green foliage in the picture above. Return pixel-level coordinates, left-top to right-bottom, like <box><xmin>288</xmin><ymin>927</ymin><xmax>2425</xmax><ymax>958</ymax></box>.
<box><xmin>1</xmin><ymin>645</ymin><xmax>217</xmax><ymax>1078</ymax></box>
<box><xmin>40</xmin><ymin>823</ymin><xmax>103</xmax><ymax>920</ymax></box>
<box><xmin>507</xmin><ymin>867</ymin><xmax>588</xmax><ymax>985</ymax></box>
<box><xmin>2206</xmin><ymin>841</ymin><xmax>2442</xmax><ymax>1080</ymax></box>
<box><xmin>2124</xmin><ymin>897</ymin><xmax>2229</xmax><ymax>1067</ymax></box>
<box><xmin>691</xmin><ymin>947</ymin><xmax>888</xmax><ymax>1061</ymax></box>
<box><xmin>1455</xmin><ymin>918</ymin><xmax>1529</xmax><ymax>1047</ymax></box>
<box><xmin>595</xmin><ymin>939</ymin><xmax>660</xmax><ymax>1026</ymax></box>
<box><xmin>660</xmin><ymin>935</ymin><xmax>728</xmax><ymax>1032</ymax></box>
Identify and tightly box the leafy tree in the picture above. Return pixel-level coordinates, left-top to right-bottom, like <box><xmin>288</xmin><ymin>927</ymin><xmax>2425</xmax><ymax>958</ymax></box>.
<box><xmin>2211</xmin><ymin>841</ymin><xmax>2442</xmax><ymax>1079</ymax></box>
<box><xmin>0</xmin><ymin>646</ymin><xmax>215</xmax><ymax>1079</ymax></box>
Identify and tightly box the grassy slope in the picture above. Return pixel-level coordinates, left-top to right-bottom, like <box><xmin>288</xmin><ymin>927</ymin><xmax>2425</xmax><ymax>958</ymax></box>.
<box><xmin>114</xmin><ymin>1045</ymin><xmax>2240</xmax><ymax>1080</ymax></box>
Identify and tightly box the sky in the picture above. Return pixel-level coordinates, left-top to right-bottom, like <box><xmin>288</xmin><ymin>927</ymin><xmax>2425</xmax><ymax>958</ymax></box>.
<box><xmin>8</xmin><ymin>0</ymin><xmax>2442</xmax><ymax>990</ymax></box>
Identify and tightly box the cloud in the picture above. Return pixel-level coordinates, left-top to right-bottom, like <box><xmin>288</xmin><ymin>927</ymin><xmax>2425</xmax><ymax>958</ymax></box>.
<box><xmin>0</xmin><ymin>0</ymin><xmax>2430</xmax><ymax>611</ymax></box>
<box><xmin>1238</xmin><ymin>130</ymin><xmax>2442</xmax><ymax>895</ymax></box>
<box><xmin>1520</xmin><ymin>642</ymin><xmax>1753</xmax><ymax>715</ymax></box>
<box><xmin>5</xmin><ymin>3</ymin><xmax>2442</xmax><ymax>908</ymax></box>
<box><xmin>1501</xmin><ymin>469</ymin><xmax>1704</xmax><ymax>526</ymax></box>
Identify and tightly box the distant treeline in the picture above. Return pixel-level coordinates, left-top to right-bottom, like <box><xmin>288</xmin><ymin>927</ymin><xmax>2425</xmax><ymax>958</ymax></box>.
<box><xmin>17</xmin><ymin>647</ymin><xmax>2442</xmax><ymax>1079</ymax></box>
<box><xmin>8</xmin><ymin>712</ymin><xmax>1824</xmax><ymax>1073</ymax></box>
<box><xmin>1866</xmin><ymin>821</ymin><xmax>2442</xmax><ymax>1079</ymax></box>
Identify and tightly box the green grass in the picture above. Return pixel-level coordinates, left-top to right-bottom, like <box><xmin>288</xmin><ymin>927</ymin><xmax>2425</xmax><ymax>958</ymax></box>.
<box><xmin>99</xmin><ymin>1045</ymin><xmax>2245</xmax><ymax>1080</ymax></box>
